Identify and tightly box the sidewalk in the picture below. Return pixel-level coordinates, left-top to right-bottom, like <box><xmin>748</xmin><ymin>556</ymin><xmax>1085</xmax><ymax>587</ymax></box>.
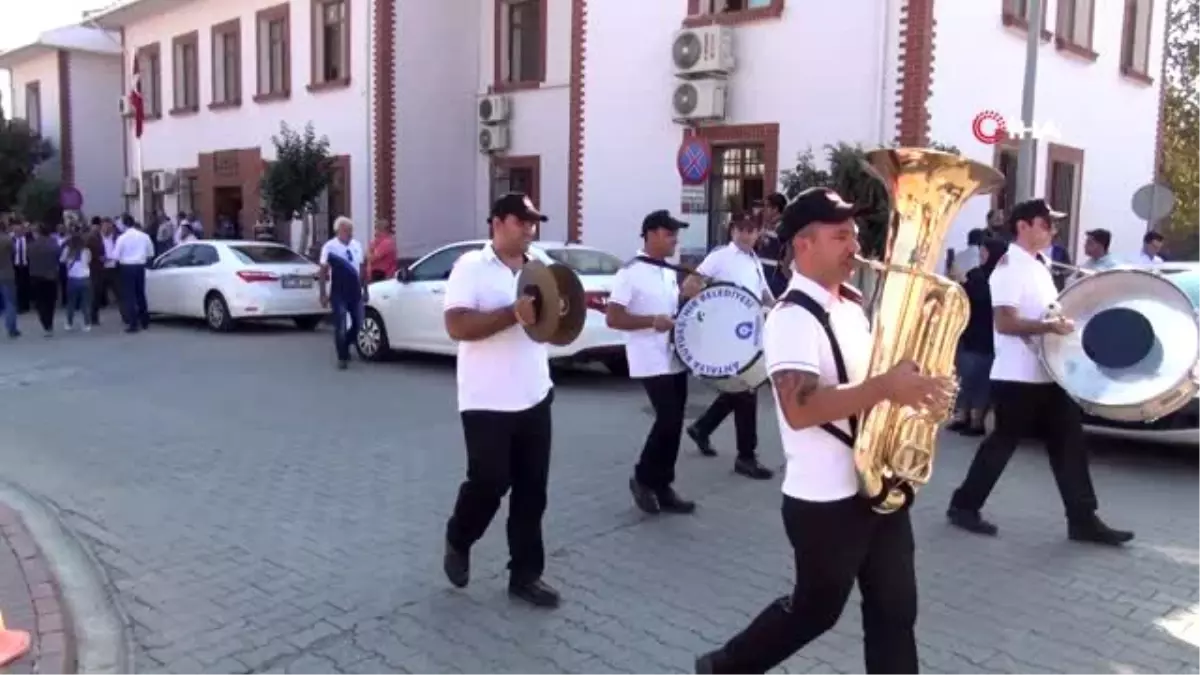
<box><xmin>0</xmin><ymin>503</ymin><xmax>73</xmax><ymax>674</ymax></box>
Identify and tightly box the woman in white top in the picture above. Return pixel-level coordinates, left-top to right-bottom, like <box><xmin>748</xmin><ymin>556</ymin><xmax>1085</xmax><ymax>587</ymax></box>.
<box><xmin>60</xmin><ymin>233</ymin><xmax>92</xmax><ymax>331</ymax></box>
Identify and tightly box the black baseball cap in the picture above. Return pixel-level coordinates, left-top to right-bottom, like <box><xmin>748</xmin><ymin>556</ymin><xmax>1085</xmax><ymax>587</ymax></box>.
<box><xmin>1085</xmin><ymin>228</ymin><xmax>1112</xmax><ymax>249</ymax></box>
<box><xmin>1007</xmin><ymin>198</ymin><xmax>1066</xmax><ymax>228</ymax></box>
<box><xmin>641</xmin><ymin>209</ymin><xmax>688</xmax><ymax>235</ymax></box>
<box><xmin>490</xmin><ymin>192</ymin><xmax>547</xmax><ymax>222</ymax></box>
<box><xmin>777</xmin><ymin>187</ymin><xmax>865</xmax><ymax>242</ymax></box>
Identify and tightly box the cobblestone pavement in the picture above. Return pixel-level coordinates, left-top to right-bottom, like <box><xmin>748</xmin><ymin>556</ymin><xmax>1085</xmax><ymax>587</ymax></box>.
<box><xmin>0</xmin><ymin>315</ymin><xmax>1196</xmax><ymax>674</ymax></box>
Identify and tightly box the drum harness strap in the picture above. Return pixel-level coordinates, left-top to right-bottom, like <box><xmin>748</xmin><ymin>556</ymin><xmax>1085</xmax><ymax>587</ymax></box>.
<box><xmin>780</xmin><ymin>290</ymin><xmax>859</xmax><ymax>449</ymax></box>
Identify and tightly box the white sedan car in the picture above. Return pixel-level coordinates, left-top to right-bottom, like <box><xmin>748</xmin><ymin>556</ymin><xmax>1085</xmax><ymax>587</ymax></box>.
<box><xmin>147</xmin><ymin>240</ymin><xmax>326</xmax><ymax>331</ymax></box>
<box><xmin>356</xmin><ymin>240</ymin><xmax>628</xmax><ymax>373</ymax></box>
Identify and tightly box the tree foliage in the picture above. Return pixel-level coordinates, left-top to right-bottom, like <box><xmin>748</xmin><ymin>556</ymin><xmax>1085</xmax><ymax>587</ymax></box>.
<box><xmin>17</xmin><ymin>178</ymin><xmax>63</xmax><ymax>226</ymax></box>
<box><xmin>0</xmin><ymin>119</ymin><xmax>54</xmax><ymax>214</ymax></box>
<box><xmin>1159</xmin><ymin>0</ymin><xmax>1198</xmax><ymax>258</ymax></box>
<box><xmin>260</xmin><ymin>122</ymin><xmax>336</xmax><ymax>221</ymax></box>
<box><xmin>779</xmin><ymin>142</ymin><xmax>961</xmax><ymax>258</ymax></box>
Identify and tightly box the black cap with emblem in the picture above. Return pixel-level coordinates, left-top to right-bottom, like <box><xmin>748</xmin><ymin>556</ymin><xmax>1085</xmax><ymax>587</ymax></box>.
<box><xmin>490</xmin><ymin>192</ymin><xmax>548</xmax><ymax>223</ymax></box>
<box><xmin>776</xmin><ymin>187</ymin><xmax>867</xmax><ymax>243</ymax></box>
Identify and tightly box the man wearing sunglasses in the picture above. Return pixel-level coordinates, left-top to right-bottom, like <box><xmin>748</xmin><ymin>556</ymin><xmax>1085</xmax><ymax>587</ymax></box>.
<box><xmin>946</xmin><ymin>198</ymin><xmax>1133</xmax><ymax>546</ymax></box>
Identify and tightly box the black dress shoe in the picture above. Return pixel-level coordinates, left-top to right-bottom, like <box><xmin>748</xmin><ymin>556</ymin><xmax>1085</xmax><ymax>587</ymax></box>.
<box><xmin>946</xmin><ymin>506</ymin><xmax>998</xmax><ymax>536</ymax></box>
<box><xmin>509</xmin><ymin>578</ymin><xmax>560</xmax><ymax>608</ymax></box>
<box><xmin>443</xmin><ymin>540</ymin><xmax>469</xmax><ymax>588</ymax></box>
<box><xmin>946</xmin><ymin>419</ymin><xmax>969</xmax><ymax>433</ymax></box>
<box><xmin>1069</xmin><ymin>515</ymin><xmax>1134</xmax><ymax>546</ymax></box>
<box><xmin>687</xmin><ymin>425</ymin><xmax>718</xmax><ymax>457</ymax></box>
<box><xmin>656</xmin><ymin>487</ymin><xmax>696</xmax><ymax>514</ymax></box>
<box><xmin>629</xmin><ymin>477</ymin><xmax>660</xmax><ymax>514</ymax></box>
<box><xmin>962</xmin><ymin>425</ymin><xmax>987</xmax><ymax>437</ymax></box>
<box><xmin>734</xmin><ymin>457</ymin><xmax>774</xmax><ymax>480</ymax></box>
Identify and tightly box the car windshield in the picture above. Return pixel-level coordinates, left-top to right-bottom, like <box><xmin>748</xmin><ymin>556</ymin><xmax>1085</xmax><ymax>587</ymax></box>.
<box><xmin>229</xmin><ymin>245</ymin><xmax>310</xmax><ymax>265</ymax></box>
<box><xmin>542</xmin><ymin>248</ymin><xmax>623</xmax><ymax>275</ymax></box>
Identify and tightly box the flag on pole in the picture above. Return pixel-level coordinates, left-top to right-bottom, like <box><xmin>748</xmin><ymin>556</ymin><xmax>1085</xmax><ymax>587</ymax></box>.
<box><xmin>129</xmin><ymin>56</ymin><xmax>145</xmax><ymax>139</ymax></box>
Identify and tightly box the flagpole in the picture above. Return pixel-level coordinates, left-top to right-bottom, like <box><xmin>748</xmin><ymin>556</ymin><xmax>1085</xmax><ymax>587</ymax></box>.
<box><xmin>136</xmin><ymin>135</ymin><xmax>145</xmax><ymax>223</ymax></box>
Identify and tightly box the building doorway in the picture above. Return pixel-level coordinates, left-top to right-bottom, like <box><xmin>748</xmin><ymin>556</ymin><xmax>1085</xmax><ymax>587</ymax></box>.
<box><xmin>706</xmin><ymin>144</ymin><xmax>766</xmax><ymax>249</ymax></box>
<box><xmin>214</xmin><ymin>186</ymin><xmax>244</xmax><ymax>238</ymax></box>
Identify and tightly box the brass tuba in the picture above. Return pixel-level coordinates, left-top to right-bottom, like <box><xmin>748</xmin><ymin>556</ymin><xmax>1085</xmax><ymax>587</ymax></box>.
<box><xmin>853</xmin><ymin>148</ymin><xmax>1005</xmax><ymax>514</ymax></box>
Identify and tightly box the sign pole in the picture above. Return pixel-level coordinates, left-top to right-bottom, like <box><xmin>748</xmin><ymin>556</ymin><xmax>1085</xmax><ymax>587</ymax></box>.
<box><xmin>1015</xmin><ymin>0</ymin><xmax>1042</xmax><ymax>203</ymax></box>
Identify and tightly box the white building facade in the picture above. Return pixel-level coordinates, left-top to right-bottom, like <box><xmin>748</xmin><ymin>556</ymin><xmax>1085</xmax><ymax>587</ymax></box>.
<box><xmin>371</xmin><ymin>0</ymin><xmax>1166</xmax><ymax>264</ymax></box>
<box><xmin>91</xmin><ymin>0</ymin><xmax>371</xmax><ymax>247</ymax></box>
<box><xmin>0</xmin><ymin>26</ymin><xmax>126</xmax><ymax>219</ymax></box>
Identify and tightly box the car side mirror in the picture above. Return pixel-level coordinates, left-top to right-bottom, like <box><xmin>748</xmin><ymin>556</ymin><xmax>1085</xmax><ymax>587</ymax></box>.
<box><xmin>396</xmin><ymin>267</ymin><xmax>411</xmax><ymax>283</ymax></box>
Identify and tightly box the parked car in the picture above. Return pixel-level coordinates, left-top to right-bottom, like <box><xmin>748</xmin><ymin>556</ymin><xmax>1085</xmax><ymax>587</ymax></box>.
<box><xmin>356</xmin><ymin>240</ymin><xmax>627</xmax><ymax>372</ymax></box>
<box><xmin>147</xmin><ymin>240</ymin><xmax>326</xmax><ymax>332</ymax></box>
<box><xmin>1081</xmin><ymin>263</ymin><xmax>1198</xmax><ymax>447</ymax></box>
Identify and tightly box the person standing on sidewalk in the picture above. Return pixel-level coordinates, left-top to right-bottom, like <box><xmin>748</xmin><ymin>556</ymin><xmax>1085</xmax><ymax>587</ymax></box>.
<box><xmin>318</xmin><ymin>217</ymin><xmax>368</xmax><ymax>370</ymax></box>
<box><xmin>441</xmin><ymin>192</ymin><xmax>560</xmax><ymax>609</ymax></box>
<box><xmin>0</xmin><ymin>221</ymin><xmax>20</xmax><ymax>337</ymax></box>
<box><xmin>60</xmin><ymin>233</ymin><xmax>92</xmax><ymax>331</ymax></box>
<box><xmin>27</xmin><ymin>224</ymin><xmax>61</xmax><ymax>337</ymax></box>
<box><xmin>681</xmin><ymin>216</ymin><xmax>776</xmax><ymax>480</ymax></box>
<box><xmin>113</xmin><ymin>220</ymin><xmax>155</xmax><ymax>333</ymax></box>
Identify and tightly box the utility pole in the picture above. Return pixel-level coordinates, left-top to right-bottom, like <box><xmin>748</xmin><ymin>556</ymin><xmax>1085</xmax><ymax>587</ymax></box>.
<box><xmin>1014</xmin><ymin>0</ymin><xmax>1042</xmax><ymax>203</ymax></box>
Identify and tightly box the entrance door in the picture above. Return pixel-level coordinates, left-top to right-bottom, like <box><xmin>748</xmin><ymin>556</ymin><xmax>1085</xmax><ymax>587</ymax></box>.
<box><xmin>214</xmin><ymin>186</ymin><xmax>244</xmax><ymax>238</ymax></box>
<box><xmin>706</xmin><ymin>145</ymin><xmax>766</xmax><ymax>250</ymax></box>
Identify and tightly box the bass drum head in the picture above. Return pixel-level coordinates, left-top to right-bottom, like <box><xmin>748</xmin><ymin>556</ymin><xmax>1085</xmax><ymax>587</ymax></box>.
<box><xmin>709</xmin><ymin>355</ymin><xmax>769</xmax><ymax>393</ymax></box>
<box><xmin>672</xmin><ymin>282</ymin><xmax>764</xmax><ymax>382</ymax></box>
<box><xmin>1042</xmin><ymin>268</ymin><xmax>1199</xmax><ymax>422</ymax></box>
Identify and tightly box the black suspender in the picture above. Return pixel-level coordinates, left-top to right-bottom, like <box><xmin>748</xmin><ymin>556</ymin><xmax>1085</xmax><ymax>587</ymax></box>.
<box><xmin>780</xmin><ymin>290</ymin><xmax>858</xmax><ymax>449</ymax></box>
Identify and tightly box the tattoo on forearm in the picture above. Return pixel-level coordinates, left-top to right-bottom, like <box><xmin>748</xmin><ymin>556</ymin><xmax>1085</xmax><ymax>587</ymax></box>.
<box><xmin>771</xmin><ymin>370</ymin><xmax>820</xmax><ymax>407</ymax></box>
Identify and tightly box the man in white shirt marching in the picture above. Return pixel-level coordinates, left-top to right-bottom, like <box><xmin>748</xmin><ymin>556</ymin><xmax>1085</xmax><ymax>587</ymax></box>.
<box><xmin>947</xmin><ymin>199</ymin><xmax>1134</xmax><ymax>546</ymax></box>
<box><xmin>113</xmin><ymin>220</ymin><xmax>155</xmax><ymax>333</ymax></box>
<box><xmin>606</xmin><ymin>210</ymin><xmax>697</xmax><ymax>515</ymax></box>
<box><xmin>1137</xmin><ymin>230</ymin><xmax>1165</xmax><ymax>264</ymax></box>
<box><xmin>441</xmin><ymin>193</ymin><xmax>560</xmax><ymax>609</ymax></box>
<box><xmin>681</xmin><ymin>217</ymin><xmax>775</xmax><ymax>480</ymax></box>
<box><xmin>697</xmin><ymin>188</ymin><xmax>948</xmax><ymax>674</ymax></box>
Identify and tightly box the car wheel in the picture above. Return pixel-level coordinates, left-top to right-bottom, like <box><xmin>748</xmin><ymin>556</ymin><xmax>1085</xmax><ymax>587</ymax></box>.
<box><xmin>293</xmin><ymin>316</ymin><xmax>321</xmax><ymax>331</ymax></box>
<box><xmin>356</xmin><ymin>309</ymin><xmax>389</xmax><ymax>361</ymax></box>
<box><xmin>204</xmin><ymin>292</ymin><xmax>234</xmax><ymax>332</ymax></box>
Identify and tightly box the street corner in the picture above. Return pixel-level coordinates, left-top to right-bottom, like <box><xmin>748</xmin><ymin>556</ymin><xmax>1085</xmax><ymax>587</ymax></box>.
<box><xmin>0</xmin><ymin>501</ymin><xmax>75</xmax><ymax>674</ymax></box>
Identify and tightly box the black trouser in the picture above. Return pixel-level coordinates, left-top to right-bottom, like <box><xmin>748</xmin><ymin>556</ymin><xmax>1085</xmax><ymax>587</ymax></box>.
<box><xmin>30</xmin><ymin>277</ymin><xmax>57</xmax><ymax>331</ymax></box>
<box><xmin>635</xmin><ymin>371</ymin><xmax>689</xmax><ymax>490</ymax></box>
<box><xmin>950</xmin><ymin>380</ymin><xmax>1098</xmax><ymax>522</ymax></box>
<box><xmin>15</xmin><ymin>265</ymin><xmax>30</xmax><ymax>313</ymax></box>
<box><xmin>58</xmin><ymin>263</ymin><xmax>68</xmax><ymax>304</ymax></box>
<box><xmin>691</xmin><ymin>390</ymin><xmax>758</xmax><ymax>459</ymax></box>
<box><xmin>446</xmin><ymin>392</ymin><xmax>554</xmax><ymax>584</ymax></box>
<box><xmin>90</xmin><ymin>268</ymin><xmax>118</xmax><ymax>322</ymax></box>
<box><xmin>711</xmin><ymin>495</ymin><xmax>918</xmax><ymax>674</ymax></box>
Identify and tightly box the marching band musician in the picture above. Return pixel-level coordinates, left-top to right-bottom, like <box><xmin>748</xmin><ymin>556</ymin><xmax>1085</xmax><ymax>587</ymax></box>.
<box><xmin>696</xmin><ymin>187</ymin><xmax>949</xmax><ymax>675</ymax></box>
<box><xmin>681</xmin><ymin>216</ymin><xmax>776</xmax><ymax>480</ymax></box>
<box><xmin>606</xmin><ymin>210</ymin><xmax>697</xmax><ymax>516</ymax></box>
<box><xmin>441</xmin><ymin>192</ymin><xmax>561</xmax><ymax>609</ymax></box>
<box><xmin>946</xmin><ymin>198</ymin><xmax>1134</xmax><ymax>546</ymax></box>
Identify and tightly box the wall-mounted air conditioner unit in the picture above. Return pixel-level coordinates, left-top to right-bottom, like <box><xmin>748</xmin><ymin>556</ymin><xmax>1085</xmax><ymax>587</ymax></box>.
<box><xmin>672</xmin><ymin>25</ymin><xmax>735</xmax><ymax>78</ymax></box>
<box><xmin>151</xmin><ymin>170</ymin><xmax>177</xmax><ymax>194</ymax></box>
<box><xmin>479</xmin><ymin>123</ymin><xmax>510</xmax><ymax>153</ymax></box>
<box><xmin>122</xmin><ymin>176</ymin><xmax>140</xmax><ymax>197</ymax></box>
<box><xmin>672</xmin><ymin>79</ymin><xmax>728</xmax><ymax>123</ymax></box>
<box><xmin>478</xmin><ymin>95</ymin><xmax>511</xmax><ymax>124</ymax></box>
<box><xmin>118</xmin><ymin>96</ymin><xmax>134</xmax><ymax>118</ymax></box>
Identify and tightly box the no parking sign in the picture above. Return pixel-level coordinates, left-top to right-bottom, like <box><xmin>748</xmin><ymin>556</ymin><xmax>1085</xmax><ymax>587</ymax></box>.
<box><xmin>677</xmin><ymin>138</ymin><xmax>712</xmax><ymax>186</ymax></box>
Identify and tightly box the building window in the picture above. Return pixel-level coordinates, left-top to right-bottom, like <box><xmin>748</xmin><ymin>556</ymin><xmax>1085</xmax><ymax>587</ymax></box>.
<box><xmin>136</xmin><ymin>44</ymin><xmax>163</xmax><ymax>118</ymax></box>
<box><xmin>707</xmin><ymin>145</ymin><xmax>766</xmax><ymax>247</ymax></box>
<box><xmin>1119</xmin><ymin>0</ymin><xmax>1154</xmax><ymax>81</ymax></box>
<box><xmin>171</xmin><ymin>32</ymin><xmax>199</xmax><ymax>113</ymax></box>
<box><xmin>994</xmin><ymin>146</ymin><xmax>1020</xmax><ymax>215</ymax></box>
<box><xmin>1002</xmin><ymin>0</ymin><xmax>1048</xmax><ymax>34</ymax></box>
<box><xmin>684</xmin><ymin>0</ymin><xmax>785</xmax><ymax>27</ymax></box>
<box><xmin>1044</xmin><ymin>143</ymin><xmax>1085</xmax><ymax>255</ymax></box>
<box><xmin>495</xmin><ymin>0</ymin><xmax>545</xmax><ymax>89</ymax></box>
<box><xmin>256</xmin><ymin>4</ymin><xmax>291</xmax><ymax>100</ymax></box>
<box><xmin>178</xmin><ymin>172</ymin><xmax>199</xmax><ymax>217</ymax></box>
<box><xmin>315</xmin><ymin>159</ymin><xmax>349</xmax><ymax>247</ymax></box>
<box><xmin>490</xmin><ymin>156</ymin><xmax>540</xmax><ymax>239</ymax></box>
<box><xmin>23</xmin><ymin>81</ymin><xmax>40</xmax><ymax>134</ymax></box>
<box><xmin>211</xmin><ymin>19</ymin><xmax>242</xmax><ymax>107</ymax></box>
<box><xmin>310</xmin><ymin>0</ymin><xmax>350</xmax><ymax>89</ymax></box>
<box><xmin>1055</xmin><ymin>0</ymin><xmax>1096</xmax><ymax>54</ymax></box>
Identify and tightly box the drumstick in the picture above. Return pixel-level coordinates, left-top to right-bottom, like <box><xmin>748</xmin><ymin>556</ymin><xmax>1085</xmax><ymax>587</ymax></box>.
<box><xmin>635</xmin><ymin>255</ymin><xmax>717</xmax><ymax>285</ymax></box>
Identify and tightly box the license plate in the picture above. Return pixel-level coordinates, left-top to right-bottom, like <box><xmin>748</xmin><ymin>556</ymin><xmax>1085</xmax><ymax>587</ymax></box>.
<box><xmin>282</xmin><ymin>276</ymin><xmax>314</xmax><ymax>289</ymax></box>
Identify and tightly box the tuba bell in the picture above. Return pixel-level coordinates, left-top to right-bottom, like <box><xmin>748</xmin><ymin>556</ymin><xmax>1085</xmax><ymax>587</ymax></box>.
<box><xmin>852</xmin><ymin>148</ymin><xmax>1006</xmax><ymax>514</ymax></box>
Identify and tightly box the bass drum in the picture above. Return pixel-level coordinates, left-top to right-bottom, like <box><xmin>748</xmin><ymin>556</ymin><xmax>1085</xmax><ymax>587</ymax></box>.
<box><xmin>1040</xmin><ymin>268</ymin><xmax>1200</xmax><ymax>423</ymax></box>
<box><xmin>672</xmin><ymin>282</ymin><xmax>768</xmax><ymax>393</ymax></box>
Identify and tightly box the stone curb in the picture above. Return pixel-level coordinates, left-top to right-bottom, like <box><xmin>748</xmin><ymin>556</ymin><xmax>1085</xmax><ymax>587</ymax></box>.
<box><xmin>0</xmin><ymin>482</ymin><xmax>131</xmax><ymax>674</ymax></box>
<box><xmin>0</xmin><ymin>503</ymin><xmax>74</xmax><ymax>673</ymax></box>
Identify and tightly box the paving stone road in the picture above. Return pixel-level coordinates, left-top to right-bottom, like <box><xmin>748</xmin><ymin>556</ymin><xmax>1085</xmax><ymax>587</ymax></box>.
<box><xmin>0</xmin><ymin>315</ymin><xmax>1196</xmax><ymax>674</ymax></box>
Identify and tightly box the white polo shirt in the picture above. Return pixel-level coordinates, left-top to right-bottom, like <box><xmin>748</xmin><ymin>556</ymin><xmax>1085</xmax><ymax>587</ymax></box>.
<box><xmin>989</xmin><ymin>244</ymin><xmax>1057</xmax><ymax>383</ymax></box>
<box><xmin>319</xmin><ymin>237</ymin><xmax>364</xmax><ymax>270</ymax></box>
<box><xmin>764</xmin><ymin>273</ymin><xmax>872</xmax><ymax>502</ymax></box>
<box><xmin>443</xmin><ymin>244</ymin><xmax>552</xmax><ymax>412</ymax></box>
<box><xmin>609</xmin><ymin>253</ymin><xmax>685</xmax><ymax>379</ymax></box>
<box><xmin>113</xmin><ymin>228</ymin><xmax>155</xmax><ymax>265</ymax></box>
<box><xmin>695</xmin><ymin>242</ymin><xmax>771</xmax><ymax>299</ymax></box>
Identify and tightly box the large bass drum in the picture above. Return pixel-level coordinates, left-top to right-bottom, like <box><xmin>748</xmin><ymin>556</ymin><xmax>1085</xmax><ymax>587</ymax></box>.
<box><xmin>1040</xmin><ymin>268</ymin><xmax>1199</xmax><ymax>423</ymax></box>
<box><xmin>672</xmin><ymin>282</ymin><xmax>768</xmax><ymax>393</ymax></box>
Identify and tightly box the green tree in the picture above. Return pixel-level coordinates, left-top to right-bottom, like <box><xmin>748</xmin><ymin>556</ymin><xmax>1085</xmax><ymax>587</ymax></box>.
<box><xmin>779</xmin><ymin>142</ymin><xmax>961</xmax><ymax>258</ymax></box>
<box><xmin>0</xmin><ymin>119</ymin><xmax>54</xmax><ymax>213</ymax></box>
<box><xmin>260</xmin><ymin>122</ymin><xmax>336</xmax><ymax>221</ymax></box>
<box><xmin>1158</xmin><ymin>0</ymin><xmax>1198</xmax><ymax>258</ymax></box>
<box><xmin>16</xmin><ymin>177</ymin><xmax>63</xmax><ymax>226</ymax></box>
